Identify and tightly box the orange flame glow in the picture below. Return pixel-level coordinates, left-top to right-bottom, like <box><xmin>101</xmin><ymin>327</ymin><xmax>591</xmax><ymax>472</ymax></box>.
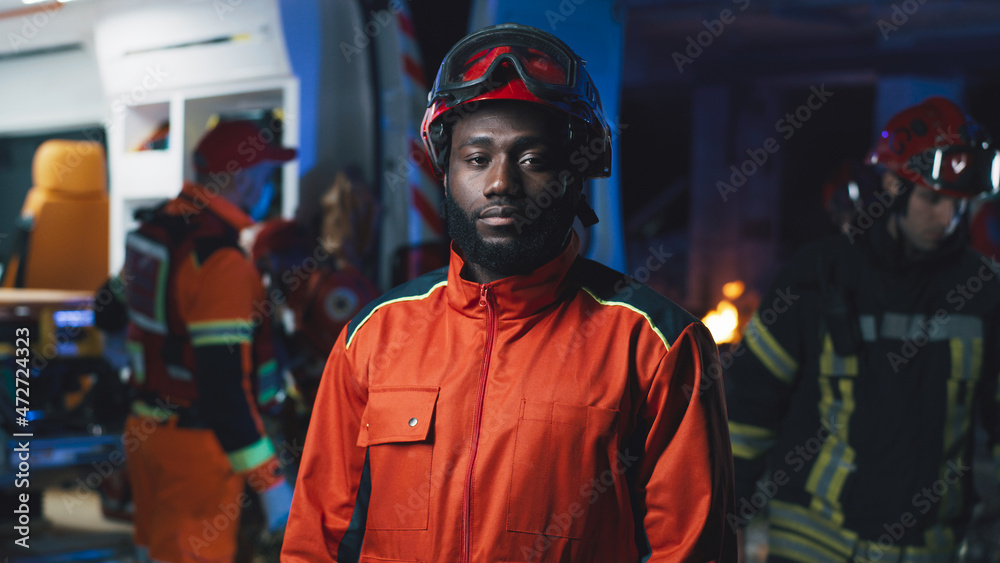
<box><xmin>703</xmin><ymin>281</ymin><xmax>745</xmax><ymax>344</ymax></box>
<box><xmin>703</xmin><ymin>300</ymin><xmax>739</xmax><ymax>344</ymax></box>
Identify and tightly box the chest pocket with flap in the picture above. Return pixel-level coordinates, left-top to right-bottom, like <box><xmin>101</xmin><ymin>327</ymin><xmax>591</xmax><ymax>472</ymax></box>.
<box><xmin>357</xmin><ymin>386</ymin><xmax>439</xmax><ymax>530</ymax></box>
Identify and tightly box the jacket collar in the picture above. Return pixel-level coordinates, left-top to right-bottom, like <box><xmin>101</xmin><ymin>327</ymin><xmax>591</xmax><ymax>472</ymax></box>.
<box><xmin>168</xmin><ymin>181</ymin><xmax>254</xmax><ymax>232</ymax></box>
<box><xmin>446</xmin><ymin>232</ymin><xmax>581</xmax><ymax>319</ymax></box>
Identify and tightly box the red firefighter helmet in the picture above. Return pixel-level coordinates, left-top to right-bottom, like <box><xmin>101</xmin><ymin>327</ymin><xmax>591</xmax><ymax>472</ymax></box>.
<box><xmin>869</xmin><ymin>96</ymin><xmax>1000</xmax><ymax>199</ymax></box>
<box><xmin>421</xmin><ymin>22</ymin><xmax>611</xmax><ymax>181</ymax></box>
<box><xmin>252</xmin><ymin>219</ymin><xmax>311</xmax><ymax>265</ymax></box>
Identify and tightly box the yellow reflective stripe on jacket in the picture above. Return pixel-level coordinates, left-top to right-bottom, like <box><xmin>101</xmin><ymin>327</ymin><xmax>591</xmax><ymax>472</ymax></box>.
<box><xmin>937</xmin><ymin>335</ymin><xmax>981</xmax><ymax>522</ymax></box>
<box><xmin>769</xmin><ymin>498</ymin><xmax>856</xmax><ymax>563</ymax></box>
<box><xmin>804</xmin><ymin>334</ymin><xmax>857</xmax><ymax>521</ymax></box>
<box><xmin>770</xmin><ymin>500</ymin><xmax>955</xmax><ymax>563</ymax></box>
<box><xmin>188</xmin><ymin>319</ymin><xmax>252</xmax><ymax>347</ymax></box>
<box><xmin>227</xmin><ymin>436</ymin><xmax>276</xmax><ymax>473</ymax></box>
<box><xmin>769</xmin><ymin>500</ymin><xmax>856</xmax><ymax>559</ymax></box>
<box><xmin>744</xmin><ymin>313</ymin><xmax>798</xmax><ymax>384</ymax></box>
<box><xmin>729</xmin><ymin>420</ymin><xmax>776</xmax><ymax>460</ymax></box>
<box><xmin>769</xmin><ymin>529</ymin><xmax>846</xmax><ymax>563</ymax></box>
<box><xmin>819</xmin><ymin>333</ymin><xmax>857</xmax><ymax>377</ymax></box>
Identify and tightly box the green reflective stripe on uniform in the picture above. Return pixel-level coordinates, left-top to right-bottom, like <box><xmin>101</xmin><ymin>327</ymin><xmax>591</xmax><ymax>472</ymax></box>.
<box><xmin>347</xmin><ymin>280</ymin><xmax>448</xmax><ymax>349</ymax></box>
<box><xmin>744</xmin><ymin>313</ymin><xmax>797</xmax><ymax>384</ymax></box>
<box><xmin>259</xmin><ymin>388</ymin><xmax>277</xmax><ymax>404</ymax></box>
<box><xmin>769</xmin><ymin>500</ymin><xmax>856</xmax><ymax>558</ymax></box>
<box><xmin>257</xmin><ymin>358</ymin><xmax>277</xmax><ymax>377</ymax></box>
<box><xmin>769</xmin><ymin>530</ymin><xmax>845</xmax><ymax>563</ymax></box>
<box><xmin>582</xmin><ymin>288</ymin><xmax>671</xmax><ymax>352</ymax></box>
<box><xmin>227</xmin><ymin>436</ymin><xmax>276</xmax><ymax>473</ymax></box>
<box><xmin>256</xmin><ymin>359</ymin><xmax>280</xmax><ymax>405</ymax></box>
<box><xmin>110</xmin><ymin>275</ymin><xmax>126</xmax><ymax>303</ymax></box>
<box><xmin>189</xmin><ymin>320</ymin><xmax>253</xmax><ymax>347</ymax></box>
<box><xmin>127</xmin><ymin>340</ymin><xmax>146</xmax><ymax>384</ymax></box>
<box><xmin>728</xmin><ymin>421</ymin><xmax>776</xmax><ymax>459</ymax></box>
<box><xmin>131</xmin><ymin>400</ymin><xmax>173</xmax><ymax>422</ymax></box>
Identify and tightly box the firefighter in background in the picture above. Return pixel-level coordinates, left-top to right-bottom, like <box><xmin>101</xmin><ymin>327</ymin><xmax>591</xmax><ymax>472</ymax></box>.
<box><xmin>251</xmin><ymin>174</ymin><xmax>380</xmax><ymax>410</ymax></box>
<box><xmin>726</xmin><ymin>97</ymin><xmax>1000</xmax><ymax>562</ymax></box>
<box><xmin>111</xmin><ymin>120</ymin><xmax>297</xmax><ymax>562</ymax></box>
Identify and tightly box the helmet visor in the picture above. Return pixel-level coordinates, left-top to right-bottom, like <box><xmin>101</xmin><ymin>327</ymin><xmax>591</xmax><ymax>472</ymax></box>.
<box><xmin>434</xmin><ymin>26</ymin><xmax>580</xmax><ymax>105</ymax></box>
<box><xmin>914</xmin><ymin>146</ymin><xmax>1000</xmax><ymax>198</ymax></box>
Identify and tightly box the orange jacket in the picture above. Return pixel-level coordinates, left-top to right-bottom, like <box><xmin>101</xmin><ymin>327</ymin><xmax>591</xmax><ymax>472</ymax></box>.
<box><xmin>122</xmin><ymin>182</ymin><xmax>282</xmax><ymax>489</ymax></box>
<box><xmin>283</xmin><ymin>235</ymin><xmax>736</xmax><ymax>562</ymax></box>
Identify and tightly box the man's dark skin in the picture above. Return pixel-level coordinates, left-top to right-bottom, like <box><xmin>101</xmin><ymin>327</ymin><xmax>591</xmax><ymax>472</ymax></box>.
<box><xmin>442</xmin><ymin>100</ymin><xmax>583</xmax><ymax>284</ymax></box>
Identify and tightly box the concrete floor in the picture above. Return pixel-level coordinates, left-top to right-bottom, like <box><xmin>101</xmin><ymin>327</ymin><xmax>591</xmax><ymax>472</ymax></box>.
<box><xmin>3</xmin><ymin>487</ymin><xmax>135</xmax><ymax>563</ymax></box>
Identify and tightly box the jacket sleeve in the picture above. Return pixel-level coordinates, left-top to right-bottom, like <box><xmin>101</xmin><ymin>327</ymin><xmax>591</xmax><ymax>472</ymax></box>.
<box><xmin>724</xmin><ymin>269</ymin><xmax>810</xmax><ymax>510</ymax></box>
<box><xmin>282</xmin><ymin>327</ymin><xmax>369</xmax><ymax>561</ymax></box>
<box><xmin>178</xmin><ymin>249</ymin><xmax>283</xmax><ymax>492</ymax></box>
<box><xmin>636</xmin><ymin>321</ymin><xmax>737</xmax><ymax>562</ymax></box>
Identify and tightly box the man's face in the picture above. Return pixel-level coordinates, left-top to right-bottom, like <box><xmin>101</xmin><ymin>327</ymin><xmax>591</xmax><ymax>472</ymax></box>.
<box><xmin>897</xmin><ymin>183</ymin><xmax>964</xmax><ymax>252</ymax></box>
<box><xmin>443</xmin><ymin>100</ymin><xmax>578</xmax><ymax>278</ymax></box>
<box><xmin>226</xmin><ymin>162</ymin><xmax>278</xmax><ymax>221</ymax></box>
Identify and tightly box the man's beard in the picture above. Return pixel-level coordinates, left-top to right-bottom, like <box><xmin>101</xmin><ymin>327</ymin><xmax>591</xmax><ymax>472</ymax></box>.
<box><xmin>443</xmin><ymin>190</ymin><xmax>577</xmax><ymax>277</ymax></box>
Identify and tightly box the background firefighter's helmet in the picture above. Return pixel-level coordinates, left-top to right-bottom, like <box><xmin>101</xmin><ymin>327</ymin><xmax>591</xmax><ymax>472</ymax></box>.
<box><xmin>868</xmin><ymin>96</ymin><xmax>1000</xmax><ymax>199</ymax></box>
<box><xmin>420</xmin><ymin>22</ymin><xmax>612</xmax><ymax>181</ymax></box>
<box><xmin>822</xmin><ymin>160</ymin><xmax>880</xmax><ymax>232</ymax></box>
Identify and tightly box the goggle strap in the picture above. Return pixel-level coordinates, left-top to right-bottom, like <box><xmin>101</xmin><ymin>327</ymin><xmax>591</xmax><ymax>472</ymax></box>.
<box><xmin>577</xmin><ymin>196</ymin><xmax>599</xmax><ymax>228</ymax></box>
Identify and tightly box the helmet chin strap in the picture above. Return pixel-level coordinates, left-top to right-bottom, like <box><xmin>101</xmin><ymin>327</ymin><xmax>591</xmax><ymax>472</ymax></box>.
<box><xmin>943</xmin><ymin>198</ymin><xmax>968</xmax><ymax>237</ymax></box>
<box><xmin>568</xmin><ymin>174</ymin><xmax>598</xmax><ymax>228</ymax></box>
<box><xmin>576</xmin><ymin>195</ymin><xmax>599</xmax><ymax>227</ymax></box>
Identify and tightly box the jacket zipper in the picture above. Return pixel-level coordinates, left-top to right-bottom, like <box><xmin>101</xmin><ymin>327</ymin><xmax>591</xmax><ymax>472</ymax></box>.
<box><xmin>462</xmin><ymin>283</ymin><xmax>496</xmax><ymax>563</ymax></box>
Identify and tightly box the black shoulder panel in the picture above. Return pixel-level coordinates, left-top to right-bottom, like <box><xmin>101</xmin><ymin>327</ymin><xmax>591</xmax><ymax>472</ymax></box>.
<box><xmin>345</xmin><ymin>266</ymin><xmax>449</xmax><ymax>344</ymax></box>
<box><xmin>573</xmin><ymin>257</ymin><xmax>700</xmax><ymax>348</ymax></box>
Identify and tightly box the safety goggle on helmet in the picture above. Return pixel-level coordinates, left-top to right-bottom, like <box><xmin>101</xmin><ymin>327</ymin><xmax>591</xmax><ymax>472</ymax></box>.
<box><xmin>869</xmin><ymin>96</ymin><xmax>1000</xmax><ymax>200</ymax></box>
<box><xmin>421</xmin><ymin>23</ymin><xmax>612</xmax><ymax>180</ymax></box>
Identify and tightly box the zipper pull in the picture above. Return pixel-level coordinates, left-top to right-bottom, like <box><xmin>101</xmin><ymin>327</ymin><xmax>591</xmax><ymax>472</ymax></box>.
<box><xmin>479</xmin><ymin>284</ymin><xmax>489</xmax><ymax>307</ymax></box>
